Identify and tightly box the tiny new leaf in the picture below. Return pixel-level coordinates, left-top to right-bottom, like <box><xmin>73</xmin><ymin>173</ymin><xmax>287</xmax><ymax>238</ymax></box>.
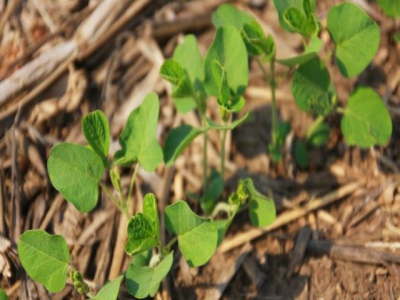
<box><xmin>48</xmin><ymin>143</ymin><xmax>104</xmax><ymax>213</ymax></box>
<box><xmin>328</xmin><ymin>3</ymin><xmax>380</xmax><ymax>78</ymax></box>
<box><xmin>114</xmin><ymin>93</ymin><xmax>163</xmax><ymax>171</ymax></box>
<box><xmin>91</xmin><ymin>276</ymin><xmax>123</xmax><ymax>300</ymax></box>
<box><xmin>163</xmin><ymin>125</ymin><xmax>204</xmax><ymax>166</ymax></box>
<box><xmin>291</xmin><ymin>56</ymin><xmax>332</xmax><ymax>115</ymax></box>
<box><xmin>18</xmin><ymin>230</ymin><xmax>70</xmax><ymax>293</ymax></box>
<box><xmin>241</xmin><ymin>21</ymin><xmax>276</xmax><ymax>60</ymax></box>
<box><xmin>82</xmin><ymin>110</ymin><xmax>110</xmax><ymax>167</ymax></box>
<box><xmin>204</xmin><ymin>25</ymin><xmax>249</xmax><ymax>104</ymax></box>
<box><xmin>272</xmin><ymin>0</ymin><xmax>303</xmax><ymax>32</ymax></box>
<box><xmin>126</xmin><ymin>194</ymin><xmax>161</xmax><ymax>255</ymax></box>
<box><xmin>283</xmin><ymin>6</ymin><xmax>319</xmax><ymax>37</ymax></box>
<box><xmin>341</xmin><ymin>87</ymin><xmax>392</xmax><ymax>147</ymax></box>
<box><xmin>160</xmin><ymin>60</ymin><xmax>194</xmax><ymax>99</ymax></box>
<box><xmin>164</xmin><ymin>201</ymin><xmax>218</xmax><ymax>267</ymax></box>
<box><xmin>126</xmin><ymin>252</ymin><xmax>173</xmax><ymax>299</ymax></box>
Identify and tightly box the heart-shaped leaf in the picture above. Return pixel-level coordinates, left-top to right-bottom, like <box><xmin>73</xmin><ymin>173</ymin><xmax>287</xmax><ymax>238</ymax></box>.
<box><xmin>114</xmin><ymin>93</ymin><xmax>163</xmax><ymax>171</ymax></box>
<box><xmin>126</xmin><ymin>216</ymin><xmax>159</xmax><ymax>256</ymax></box>
<box><xmin>292</xmin><ymin>56</ymin><xmax>332</xmax><ymax>115</ymax></box>
<box><xmin>126</xmin><ymin>252</ymin><xmax>173</xmax><ymax>299</ymax></box>
<box><xmin>91</xmin><ymin>276</ymin><xmax>123</xmax><ymax>300</ymax></box>
<box><xmin>204</xmin><ymin>25</ymin><xmax>248</xmax><ymax>104</ymax></box>
<box><xmin>328</xmin><ymin>3</ymin><xmax>380</xmax><ymax>78</ymax></box>
<box><xmin>18</xmin><ymin>230</ymin><xmax>70</xmax><ymax>293</ymax></box>
<box><xmin>163</xmin><ymin>125</ymin><xmax>204</xmax><ymax>166</ymax></box>
<box><xmin>48</xmin><ymin>143</ymin><xmax>104</xmax><ymax>213</ymax></box>
<box><xmin>164</xmin><ymin>201</ymin><xmax>218</xmax><ymax>267</ymax></box>
<box><xmin>341</xmin><ymin>87</ymin><xmax>392</xmax><ymax>147</ymax></box>
<box><xmin>82</xmin><ymin>110</ymin><xmax>110</xmax><ymax>167</ymax></box>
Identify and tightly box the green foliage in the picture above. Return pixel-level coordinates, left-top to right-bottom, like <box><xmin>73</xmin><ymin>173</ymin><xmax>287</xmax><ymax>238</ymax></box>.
<box><xmin>48</xmin><ymin>142</ymin><xmax>104</xmax><ymax>213</ymax></box>
<box><xmin>114</xmin><ymin>93</ymin><xmax>163</xmax><ymax>171</ymax></box>
<box><xmin>0</xmin><ymin>289</ymin><xmax>8</xmax><ymax>300</ymax></box>
<box><xmin>295</xmin><ymin>139</ymin><xmax>309</xmax><ymax>168</ymax></box>
<box><xmin>212</xmin><ymin>3</ymin><xmax>254</xmax><ymax>30</ymax></box>
<box><xmin>306</xmin><ymin>121</ymin><xmax>330</xmax><ymax>147</ymax></box>
<box><xmin>241</xmin><ymin>21</ymin><xmax>275</xmax><ymax>61</ymax></box>
<box><xmin>277</xmin><ymin>36</ymin><xmax>322</xmax><ymax>67</ymax></box>
<box><xmin>292</xmin><ymin>56</ymin><xmax>332</xmax><ymax>115</ymax></box>
<box><xmin>91</xmin><ymin>276</ymin><xmax>123</xmax><ymax>300</ymax></box>
<box><xmin>269</xmin><ymin>121</ymin><xmax>291</xmax><ymax>162</ymax></box>
<box><xmin>200</xmin><ymin>169</ymin><xmax>224</xmax><ymax>214</ymax></box>
<box><xmin>126</xmin><ymin>194</ymin><xmax>161</xmax><ymax>255</ymax></box>
<box><xmin>163</xmin><ymin>125</ymin><xmax>204</xmax><ymax>166</ymax></box>
<box><xmin>204</xmin><ymin>25</ymin><xmax>249</xmax><ymax>110</ymax></box>
<box><xmin>341</xmin><ymin>87</ymin><xmax>392</xmax><ymax>147</ymax></box>
<box><xmin>18</xmin><ymin>230</ymin><xmax>70</xmax><ymax>293</ymax></box>
<box><xmin>283</xmin><ymin>0</ymin><xmax>319</xmax><ymax>37</ymax></box>
<box><xmin>377</xmin><ymin>0</ymin><xmax>400</xmax><ymax>18</ymax></box>
<box><xmin>82</xmin><ymin>110</ymin><xmax>110</xmax><ymax>167</ymax></box>
<box><xmin>273</xmin><ymin>0</ymin><xmax>303</xmax><ymax>32</ymax></box>
<box><xmin>328</xmin><ymin>3</ymin><xmax>380</xmax><ymax>78</ymax></box>
<box><xmin>160</xmin><ymin>60</ymin><xmax>194</xmax><ymax>99</ymax></box>
<box><xmin>126</xmin><ymin>252</ymin><xmax>173</xmax><ymax>299</ymax></box>
<box><xmin>164</xmin><ymin>201</ymin><xmax>218</xmax><ymax>267</ymax></box>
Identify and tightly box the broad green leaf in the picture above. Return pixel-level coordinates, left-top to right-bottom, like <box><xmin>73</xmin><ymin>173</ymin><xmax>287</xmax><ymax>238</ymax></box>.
<box><xmin>114</xmin><ymin>93</ymin><xmax>163</xmax><ymax>171</ymax></box>
<box><xmin>18</xmin><ymin>230</ymin><xmax>70</xmax><ymax>293</ymax></box>
<box><xmin>328</xmin><ymin>3</ymin><xmax>380</xmax><ymax>78</ymax></box>
<box><xmin>283</xmin><ymin>7</ymin><xmax>319</xmax><ymax>37</ymax></box>
<box><xmin>171</xmin><ymin>35</ymin><xmax>206</xmax><ymax>112</ymax></box>
<box><xmin>377</xmin><ymin>0</ymin><xmax>400</xmax><ymax>18</ymax></box>
<box><xmin>295</xmin><ymin>139</ymin><xmax>308</xmax><ymax>168</ymax></box>
<box><xmin>239</xmin><ymin>179</ymin><xmax>276</xmax><ymax>227</ymax></box>
<box><xmin>126</xmin><ymin>214</ymin><xmax>159</xmax><ymax>256</ymax></box>
<box><xmin>160</xmin><ymin>60</ymin><xmax>194</xmax><ymax>98</ymax></box>
<box><xmin>212</xmin><ymin>3</ymin><xmax>254</xmax><ymax>30</ymax></box>
<box><xmin>241</xmin><ymin>21</ymin><xmax>275</xmax><ymax>60</ymax></box>
<box><xmin>204</xmin><ymin>26</ymin><xmax>249</xmax><ymax>102</ymax></box>
<box><xmin>341</xmin><ymin>87</ymin><xmax>392</xmax><ymax>147</ymax></box>
<box><xmin>204</xmin><ymin>112</ymin><xmax>252</xmax><ymax>130</ymax></box>
<box><xmin>126</xmin><ymin>252</ymin><xmax>173</xmax><ymax>299</ymax></box>
<box><xmin>163</xmin><ymin>125</ymin><xmax>204</xmax><ymax>166</ymax></box>
<box><xmin>91</xmin><ymin>276</ymin><xmax>123</xmax><ymax>300</ymax></box>
<box><xmin>143</xmin><ymin>193</ymin><xmax>160</xmax><ymax>242</ymax></box>
<box><xmin>272</xmin><ymin>0</ymin><xmax>303</xmax><ymax>32</ymax></box>
<box><xmin>306</xmin><ymin>122</ymin><xmax>330</xmax><ymax>147</ymax></box>
<box><xmin>0</xmin><ymin>289</ymin><xmax>8</xmax><ymax>300</ymax></box>
<box><xmin>164</xmin><ymin>201</ymin><xmax>218</xmax><ymax>267</ymax></box>
<box><xmin>48</xmin><ymin>143</ymin><xmax>103</xmax><ymax>213</ymax></box>
<box><xmin>82</xmin><ymin>110</ymin><xmax>110</xmax><ymax>167</ymax></box>
<box><xmin>131</xmin><ymin>250</ymin><xmax>152</xmax><ymax>267</ymax></box>
<box><xmin>292</xmin><ymin>56</ymin><xmax>332</xmax><ymax>115</ymax></box>
<box><xmin>277</xmin><ymin>36</ymin><xmax>322</xmax><ymax>67</ymax></box>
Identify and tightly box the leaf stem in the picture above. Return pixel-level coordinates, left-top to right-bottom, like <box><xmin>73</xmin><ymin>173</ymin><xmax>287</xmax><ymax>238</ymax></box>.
<box><xmin>99</xmin><ymin>182</ymin><xmax>130</xmax><ymax>220</ymax></box>
<box><xmin>336</xmin><ymin>106</ymin><xmax>345</xmax><ymax>114</ymax></box>
<box><xmin>210</xmin><ymin>202</ymin><xmax>234</xmax><ymax>219</ymax></box>
<box><xmin>126</xmin><ymin>163</ymin><xmax>140</xmax><ymax>214</ymax></box>
<box><xmin>202</xmin><ymin>120</ymin><xmax>208</xmax><ymax>194</ymax></box>
<box><xmin>256</xmin><ymin>56</ymin><xmax>278</xmax><ymax>146</ymax></box>
<box><xmin>220</xmin><ymin>129</ymin><xmax>228</xmax><ymax>182</ymax></box>
<box><xmin>306</xmin><ymin>114</ymin><xmax>325</xmax><ymax>140</ymax></box>
<box><xmin>164</xmin><ymin>236</ymin><xmax>178</xmax><ymax>252</ymax></box>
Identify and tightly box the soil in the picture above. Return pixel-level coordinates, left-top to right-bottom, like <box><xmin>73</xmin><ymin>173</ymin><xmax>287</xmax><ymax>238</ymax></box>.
<box><xmin>1</xmin><ymin>0</ymin><xmax>400</xmax><ymax>299</ymax></box>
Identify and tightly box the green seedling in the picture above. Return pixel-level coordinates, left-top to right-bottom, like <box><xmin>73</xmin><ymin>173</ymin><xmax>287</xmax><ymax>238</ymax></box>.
<box><xmin>212</xmin><ymin>2</ymin><xmax>392</xmax><ymax>166</ymax></box>
<box><xmin>0</xmin><ymin>289</ymin><xmax>8</xmax><ymax>300</ymax></box>
<box><xmin>18</xmin><ymin>28</ymin><xmax>276</xmax><ymax>297</ymax></box>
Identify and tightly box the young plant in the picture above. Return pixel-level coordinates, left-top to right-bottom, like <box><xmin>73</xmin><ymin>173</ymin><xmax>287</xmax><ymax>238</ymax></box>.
<box><xmin>211</xmin><ymin>2</ymin><xmax>392</xmax><ymax>166</ymax></box>
<box><xmin>18</xmin><ymin>51</ymin><xmax>276</xmax><ymax>298</ymax></box>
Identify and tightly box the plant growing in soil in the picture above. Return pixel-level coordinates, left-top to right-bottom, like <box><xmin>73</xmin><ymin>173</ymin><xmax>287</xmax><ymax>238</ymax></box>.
<box><xmin>211</xmin><ymin>1</ymin><xmax>392</xmax><ymax>166</ymax></box>
<box><xmin>17</xmin><ymin>44</ymin><xmax>275</xmax><ymax>299</ymax></box>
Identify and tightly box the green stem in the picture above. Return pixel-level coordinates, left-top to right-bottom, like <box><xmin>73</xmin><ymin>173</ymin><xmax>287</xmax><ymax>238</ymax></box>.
<box><xmin>202</xmin><ymin>120</ymin><xmax>208</xmax><ymax>194</ymax></box>
<box><xmin>210</xmin><ymin>202</ymin><xmax>234</xmax><ymax>219</ymax></box>
<box><xmin>126</xmin><ymin>163</ymin><xmax>140</xmax><ymax>214</ymax></box>
<box><xmin>164</xmin><ymin>236</ymin><xmax>178</xmax><ymax>252</ymax></box>
<box><xmin>306</xmin><ymin>114</ymin><xmax>325</xmax><ymax>140</ymax></box>
<box><xmin>99</xmin><ymin>182</ymin><xmax>130</xmax><ymax>220</ymax></box>
<box><xmin>336</xmin><ymin>107</ymin><xmax>345</xmax><ymax>114</ymax></box>
<box><xmin>256</xmin><ymin>57</ymin><xmax>278</xmax><ymax>143</ymax></box>
<box><xmin>220</xmin><ymin>129</ymin><xmax>228</xmax><ymax>181</ymax></box>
